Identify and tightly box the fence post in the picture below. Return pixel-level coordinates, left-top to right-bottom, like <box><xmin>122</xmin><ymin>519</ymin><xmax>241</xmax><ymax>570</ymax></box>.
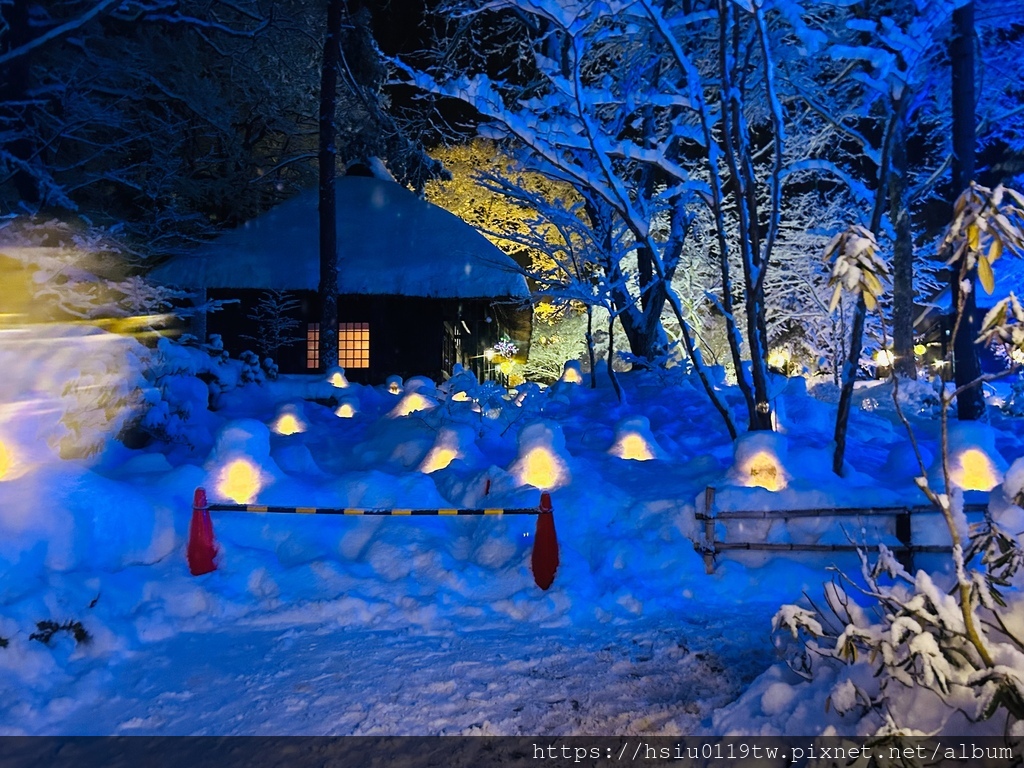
<box><xmin>895</xmin><ymin>509</ymin><xmax>914</xmax><ymax>573</ymax></box>
<box><xmin>702</xmin><ymin>486</ymin><xmax>717</xmax><ymax>575</ymax></box>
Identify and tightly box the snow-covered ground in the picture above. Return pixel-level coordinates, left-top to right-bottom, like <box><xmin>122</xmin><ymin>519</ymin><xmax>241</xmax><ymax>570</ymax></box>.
<box><xmin>1</xmin><ymin>327</ymin><xmax>1022</xmax><ymax>736</ymax></box>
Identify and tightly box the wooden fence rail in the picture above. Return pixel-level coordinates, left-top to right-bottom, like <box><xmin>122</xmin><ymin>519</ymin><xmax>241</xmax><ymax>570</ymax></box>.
<box><xmin>694</xmin><ymin>486</ymin><xmax>990</xmax><ymax>574</ymax></box>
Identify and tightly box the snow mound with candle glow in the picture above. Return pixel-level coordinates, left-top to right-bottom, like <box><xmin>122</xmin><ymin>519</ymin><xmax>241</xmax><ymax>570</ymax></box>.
<box><xmin>728</xmin><ymin>431</ymin><xmax>791</xmax><ymax>491</ymax></box>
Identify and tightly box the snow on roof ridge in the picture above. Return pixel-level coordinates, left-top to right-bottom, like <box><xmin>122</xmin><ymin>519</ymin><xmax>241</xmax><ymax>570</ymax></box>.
<box><xmin>150</xmin><ymin>176</ymin><xmax>529</xmax><ymax>300</ymax></box>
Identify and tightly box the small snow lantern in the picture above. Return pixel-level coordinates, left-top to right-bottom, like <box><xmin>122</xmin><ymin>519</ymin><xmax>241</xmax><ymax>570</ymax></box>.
<box><xmin>208</xmin><ymin>419</ymin><xmax>273</xmax><ymax>504</ymax></box>
<box><xmin>609</xmin><ymin>416</ymin><xmax>666</xmax><ymax>462</ymax></box>
<box><xmin>218</xmin><ymin>458</ymin><xmax>262</xmax><ymax>504</ymax></box>
<box><xmin>326</xmin><ymin>366</ymin><xmax>349</xmax><ymax>388</ymax></box>
<box><xmin>934</xmin><ymin>422</ymin><xmax>1007</xmax><ymax>492</ymax></box>
<box><xmin>509</xmin><ymin>421</ymin><xmax>571</xmax><ymax>491</ymax></box>
<box><xmin>729</xmin><ymin>432</ymin><xmax>790</xmax><ymax>492</ymax></box>
<box><xmin>419</xmin><ymin>428</ymin><xmax>462</xmax><ymax>474</ymax></box>
<box><xmin>559</xmin><ymin>361</ymin><xmax>583</xmax><ymax>385</ymax></box>
<box><xmin>451</xmin><ymin>391</ymin><xmax>471</xmax><ymax>402</ymax></box>
<box><xmin>389</xmin><ymin>392</ymin><xmax>438</xmax><ymax>418</ymax></box>
<box><xmin>335</xmin><ymin>402</ymin><xmax>357</xmax><ymax>418</ymax></box>
<box><xmin>272</xmin><ymin>406</ymin><xmax>305</xmax><ymax>435</ymax></box>
<box><xmin>386</xmin><ymin>375</ymin><xmax>403</xmax><ymax>395</ymax></box>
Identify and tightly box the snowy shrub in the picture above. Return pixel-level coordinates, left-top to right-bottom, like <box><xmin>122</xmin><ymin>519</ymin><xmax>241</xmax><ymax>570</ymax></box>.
<box><xmin>774</xmin><ymin>529</ymin><xmax>1024</xmax><ymax>734</ymax></box>
<box><xmin>238</xmin><ymin>350</ymin><xmax>265</xmax><ymax>386</ymax></box>
<box><xmin>895</xmin><ymin>376</ymin><xmax>944</xmax><ymax>418</ymax></box>
<box><xmin>137</xmin><ymin>336</ymin><xmax>272</xmax><ymax>450</ymax></box>
<box><xmin>1001</xmin><ymin>377</ymin><xmax>1024</xmax><ymax>418</ymax></box>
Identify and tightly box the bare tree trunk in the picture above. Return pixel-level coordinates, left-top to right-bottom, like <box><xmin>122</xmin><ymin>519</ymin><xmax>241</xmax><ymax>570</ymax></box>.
<box><xmin>950</xmin><ymin>0</ymin><xmax>986</xmax><ymax>420</ymax></box>
<box><xmin>833</xmin><ymin>111</ymin><xmax>897</xmax><ymax>475</ymax></box>
<box><xmin>889</xmin><ymin>100</ymin><xmax>917</xmax><ymax>380</ymax></box>
<box><xmin>318</xmin><ymin>0</ymin><xmax>345</xmax><ymax>371</ymax></box>
<box><xmin>833</xmin><ymin>295</ymin><xmax>867</xmax><ymax>475</ymax></box>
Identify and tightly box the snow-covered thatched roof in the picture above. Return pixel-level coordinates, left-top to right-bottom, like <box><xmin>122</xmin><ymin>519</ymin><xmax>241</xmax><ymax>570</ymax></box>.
<box><xmin>150</xmin><ymin>176</ymin><xmax>529</xmax><ymax>300</ymax></box>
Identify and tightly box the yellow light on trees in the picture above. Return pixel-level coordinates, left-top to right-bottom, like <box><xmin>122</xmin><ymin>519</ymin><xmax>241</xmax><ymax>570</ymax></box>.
<box><xmin>218</xmin><ymin>458</ymin><xmax>262</xmax><ymax>504</ymax></box>
<box><xmin>767</xmin><ymin>348</ymin><xmax>790</xmax><ymax>370</ymax></box>
<box><xmin>914</xmin><ymin>344</ymin><xmax>927</xmax><ymax>356</ymax></box>
<box><xmin>875</xmin><ymin>349</ymin><xmax>895</xmax><ymax>367</ymax></box>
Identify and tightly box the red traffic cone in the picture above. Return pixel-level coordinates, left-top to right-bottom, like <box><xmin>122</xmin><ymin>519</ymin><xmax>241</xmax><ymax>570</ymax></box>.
<box><xmin>531</xmin><ymin>492</ymin><xmax>559</xmax><ymax>590</ymax></box>
<box><xmin>187</xmin><ymin>487</ymin><xmax>218</xmax><ymax>576</ymax></box>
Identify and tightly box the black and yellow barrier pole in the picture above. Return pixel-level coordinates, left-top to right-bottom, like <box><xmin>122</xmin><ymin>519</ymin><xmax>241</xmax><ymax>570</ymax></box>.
<box><xmin>189</xmin><ymin>488</ymin><xmax>559</xmax><ymax>589</ymax></box>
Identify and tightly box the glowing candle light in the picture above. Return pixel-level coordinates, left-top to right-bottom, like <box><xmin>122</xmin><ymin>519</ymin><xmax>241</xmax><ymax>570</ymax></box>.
<box><xmin>518</xmin><ymin>447</ymin><xmax>563</xmax><ymax>490</ymax></box>
<box><xmin>218</xmin><ymin>458</ymin><xmax>262</xmax><ymax>504</ymax></box>
<box><xmin>0</xmin><ymin>440</ymin><xmax>12</xmax><ymax>480</ymax></box>
<box><xmin>272</xmin><ymin>413</ymin><xmax>305</xmax><ymax>435</ymax></box>
<box><xmin>612</xmin><ymin>432</ymin><xmax>655</xmax><ymax>462</ymax></box>
<box><xmin>420</xmin><ymin>447</ymin><xmax>458</xmax><ymax>474</ymax></box>
<box><xmin>560</xmin><ymin>363</ymin><xmax>583</xmax><ymax>384</ymax></box>
<box><xmin>335</xmin><ymin>403</ymin><xmax>356</xmax><ymax>418</ymax></box>
<box><xmin>390</xmin><ymin>392</ymin><xmax>436</xmax><ymax>417</ymax></box>
<box><xmin>951</xmin><ymin>448</ymin><xmax>1000</xmax><ymax>491</ymax></box>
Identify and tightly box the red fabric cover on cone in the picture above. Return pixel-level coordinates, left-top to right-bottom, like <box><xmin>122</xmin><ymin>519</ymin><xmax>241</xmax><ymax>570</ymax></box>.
<box><xmin>531</xmin><ymin>493</ymin><xmax>558</xmax><ymax>590</ymax></box>
<box><xmin>187</xmin><ymin>488</ymin><xmax>217</xmax><ymax>576</ymax></box>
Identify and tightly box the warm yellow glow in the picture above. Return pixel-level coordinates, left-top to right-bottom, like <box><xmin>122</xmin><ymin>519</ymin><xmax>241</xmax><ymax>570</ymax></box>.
<box><xmin>335</xmin><ymin>403</ymin><xmax>356</xmax><ymax>418</ymax></box>
<box><xmin>914</xmin><ymin>344</ymin><xmax>927</xmax><ymax>356</ymax></box>
<box><xmin>420</xmin><ymin>447</ymin><xmax>458</xmax><ymax>474</ymax></box>
<box><xmin>499</xmin><ymin>360</ymin><xmax>514</xmax><ymax>375</ymax></box>
<box><xmin>518</xmin><ymin>447</ymin><xmax>565</xmax><ymax>490</ymax></box>
<box><xmin>0</xmin><ymin>440</ymin><xmax>12</xmax><ymax>480</ymax></box>
<box><xmin>484</xmin><ymin>348</ymin><xmax>495</xmax><ymax>361</ymax></box>
<box><xmin>328</xmin><ymin>371</ymin><xmax>348</xmax><ymax>388</ymax></box>
<box><xmin>767</xmin><ymin>348</ymin><xmax>790</xmax><ymax>370</ymax></box>
<box><xmin>952</xmin><ymin>448</ymin><xmax>1000</xmax><ymax>491</ymax></box>
<box><xmin>272</xmin><ymin>413</ymin><xmax>305</xmax><ymax>435</ymax></box>
<box><xmin>875</xmin><ymin>349</ymin><xmax>895</xmax><ymax>367</ymax></box>
<box><xmin>742</xmin><ymin>451</ymin><xmax>785</xmax><ymax>491</ymax></box>
<box><xmin>388</xmin><ymin>382</ymin><xmax>402</xmax><ymax>395</ymax></box>
<box><xmin>560</xmin><ymin>366</ymin><xmax>583</xmax><ymax>384</ymax></box>
<box><xmin>452</xmin><ymin>391</ymin><xmax>470</xmax><ymax>402</ymax></box>
<box><xmin>218</xmin><ymin>459</ymin><xmax>262</xmax><ymax>504</ymax></box>
<box><xmin>391</xmin><ymin>392</ymin><xmax>434</xmax><ymax>417</ymax></box>
<box><xmin>612</xmin><ymin>433</ymin><xmax>655</xmax><ymax>461</ymax></box>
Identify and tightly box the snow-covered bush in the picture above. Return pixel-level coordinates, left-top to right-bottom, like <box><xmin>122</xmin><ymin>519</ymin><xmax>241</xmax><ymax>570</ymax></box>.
<box><xmin>1002</xmin><ymin>377</ymin><xmax>1024</xmax><ymax>418</ymax></box>
<box><xmin>774</xmin><ymin>525</ymin><xmax>1024</xmax><ymax>734</ymax></box>
<box><xmin>137</xmin><ymin>336</ymin><xmax>276</xmax><ymax>451</ymax></box>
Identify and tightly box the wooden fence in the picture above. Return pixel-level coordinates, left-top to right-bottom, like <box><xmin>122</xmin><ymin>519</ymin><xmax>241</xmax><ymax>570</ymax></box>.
<box><xmin>694</xmin><ymin>486</ymin><xmax>990</xmax><ymax>574</ymax></box>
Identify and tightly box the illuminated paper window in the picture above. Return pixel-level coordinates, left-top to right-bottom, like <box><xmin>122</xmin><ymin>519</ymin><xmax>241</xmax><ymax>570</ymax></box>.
<box><xmin>307</xmin><ymin>322</ymin><xmax>371</xmax><ymax>370</ymax></box>
<box><xmin>338</xmin><ymin>322</ymin><xmax>370</xmax><ymax>369</ymax></box>
<box><xmin>307</xmin><ymin>323</ymin><xmax>320</xmax><ymax>369</ymax></box>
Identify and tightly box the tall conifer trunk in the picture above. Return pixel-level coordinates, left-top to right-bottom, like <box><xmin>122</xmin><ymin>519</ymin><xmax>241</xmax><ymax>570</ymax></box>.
<box><xmin>950</xmin><ymin>1</ymin><xmax>985</xmax><ymax>420</ymax></box>
<box><xmin>318</xmin><ymin>0</ymin><xmax>345</xmax><ymax>371</ymax></box>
